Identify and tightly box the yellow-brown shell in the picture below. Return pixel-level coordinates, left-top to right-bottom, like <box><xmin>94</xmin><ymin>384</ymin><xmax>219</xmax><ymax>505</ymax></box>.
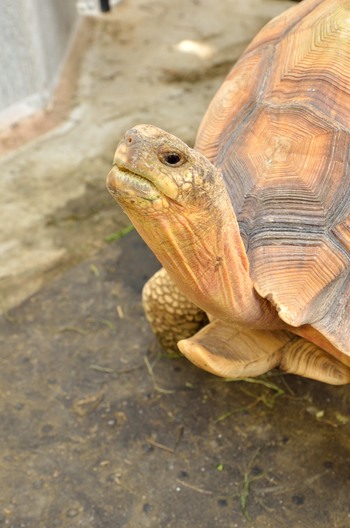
<box><xmin>195</xmin><ymin>0</ymin><xmax>350</xmax><ymax>355</ymax></box>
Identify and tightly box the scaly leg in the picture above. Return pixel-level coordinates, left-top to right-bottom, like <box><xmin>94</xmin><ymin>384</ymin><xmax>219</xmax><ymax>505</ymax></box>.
<box><xmin>142</xmin><ymin>267</ymin><xmax>208</xmax><ymax>353</ymax></box>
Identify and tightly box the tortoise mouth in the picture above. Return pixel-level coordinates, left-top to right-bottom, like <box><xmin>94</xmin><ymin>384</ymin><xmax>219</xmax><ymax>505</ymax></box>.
<box><xmin>107</xmin><ymin>165</ymin><xmax>161</xmax><ymax>201</ymax></box>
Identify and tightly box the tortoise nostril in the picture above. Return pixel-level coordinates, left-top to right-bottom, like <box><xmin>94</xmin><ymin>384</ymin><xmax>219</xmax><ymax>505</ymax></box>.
<box><xmin>125</xmin><ymin>128</ymin><xmax>139</xmax><ymax>145</ymax></box>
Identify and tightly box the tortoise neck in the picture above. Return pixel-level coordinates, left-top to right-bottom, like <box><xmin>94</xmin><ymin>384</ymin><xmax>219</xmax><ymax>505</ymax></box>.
<box><xmin>130</xmin><ymin>180</ymin><xmax>280</xmax><ymax>329</ymax></box>
<box><xmin>180</xmin><ymin>205</ymin><xmax>279</xmax><ymax>328</ymax></box>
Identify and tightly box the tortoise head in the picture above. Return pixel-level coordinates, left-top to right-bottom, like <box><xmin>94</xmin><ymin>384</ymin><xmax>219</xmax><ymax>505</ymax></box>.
<box><xmin>107</xmin><ymin>124</ymin><xmax>223</xmax><ymax>213</ymax></box>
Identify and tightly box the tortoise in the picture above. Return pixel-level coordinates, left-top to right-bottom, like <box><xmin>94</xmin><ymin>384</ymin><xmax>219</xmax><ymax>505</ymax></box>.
<box><xmin>107</xmin><ymin>0</ymin><xmax>350</xmax><ymax>384</ymax></box>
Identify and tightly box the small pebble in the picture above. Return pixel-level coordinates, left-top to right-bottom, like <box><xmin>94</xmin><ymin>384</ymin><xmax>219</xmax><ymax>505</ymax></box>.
<box><xmin>251</xmin><ymin>465</ymin><xmax>263</xmax><ymax>476</ymax></box>
<box><xmin>42</xmin><ymin>424</ymin><xmax>53</xmax><ymax>434</ymax></box>
<box><xmin>32</xmin><ymin>479</ymin><xmax>44</xmax><ymax>490</ymax></box>
<box><xmin>143</xmin><ymin>503</ymin><xmax>153</xmax><ymax>513</ymax></box>
<box><xmin>292</xmin><ymin>494</ymin><xmax>305</xmax><ymax>505</ymax></box>
<box><xmin>323</xmin><ymin>460</ymin><xmax>334</xmax><ymax>470</ymax></box>
<box><xmin>66</xmin><ymin>508</ymin><xmax>79</xmax><ymax>518</ymax></box>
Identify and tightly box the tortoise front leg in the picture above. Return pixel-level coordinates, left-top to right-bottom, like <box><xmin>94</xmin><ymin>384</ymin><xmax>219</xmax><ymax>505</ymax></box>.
<box><xmin>178</xmin><ymin>319</ymin><xmax>350</xmax><ymax>385</ymax></box>
<box><xmin>142</xmin><ymin>267</ymin><xmax>208</xmax><ymax>353</ymax></box>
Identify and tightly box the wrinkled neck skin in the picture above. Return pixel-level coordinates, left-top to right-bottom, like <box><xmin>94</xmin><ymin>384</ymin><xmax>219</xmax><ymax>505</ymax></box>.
<box><xmin>122</xmin><ymin>173</ymin><xmax>281</xmax><ymax>330</ymax></box>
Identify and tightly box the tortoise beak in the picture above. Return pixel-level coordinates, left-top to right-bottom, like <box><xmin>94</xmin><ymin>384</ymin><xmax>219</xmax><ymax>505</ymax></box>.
<box><xmin>112</xmin><ymin>128</ymin><xmax>139</xmax><ymax>170</ymax></box>
<box><xmin>107</xmin><ymin>128</ymin><xmax>161</xmax><ymax>200</ymax></box>
<box><xmin>109</xmin><ymin>125</ymin><xmax>181</xmax><ymax>200</ymax></box>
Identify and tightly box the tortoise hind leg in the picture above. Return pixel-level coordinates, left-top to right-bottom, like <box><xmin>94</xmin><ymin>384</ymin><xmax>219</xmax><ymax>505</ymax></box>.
<box><xmin>142</xmin><ymin>267</ymin><xmax>208</xmax><ymax>353</ymax></box>
<box><xmin>280</xmin><ymin>339</ymin><xmax>350</xmax><ymax>385</ymax></box>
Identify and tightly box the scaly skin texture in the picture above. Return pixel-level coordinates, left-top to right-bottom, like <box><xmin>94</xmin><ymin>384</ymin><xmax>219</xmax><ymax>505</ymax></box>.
<box><xmin>107</xmin><ymin>124</ymin><xmax>280</xmax><ymax>330</ymax></box>
<box><xmin>142</xmin><ymin>267</ymin><xmax>208</xmax><ymax>352</ymax></box>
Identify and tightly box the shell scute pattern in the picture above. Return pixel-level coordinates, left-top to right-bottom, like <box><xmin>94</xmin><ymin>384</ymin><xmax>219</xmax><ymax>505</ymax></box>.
<box><xmin>267</xmin><ymin>2</ymin><xmax>350</xmax><ymax>129</ymax></box>
<box><xmin>195</xmin><ymin>0</ymin><xmax>350</xmax><ymax>353</ymax></box>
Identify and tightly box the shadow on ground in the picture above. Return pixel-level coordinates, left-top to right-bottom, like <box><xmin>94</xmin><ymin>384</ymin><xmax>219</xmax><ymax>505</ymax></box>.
<box><xmin>1</xmin><ymin>230</ymin><xmax>349</xmax><ymax>527</ymax></box>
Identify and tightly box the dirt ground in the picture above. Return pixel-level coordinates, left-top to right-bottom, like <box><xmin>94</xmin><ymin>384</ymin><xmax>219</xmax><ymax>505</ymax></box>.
<box><xmin>1</xmin><ymin>0</ymin><xmax>350</xmax><ymax>526</ymax></box>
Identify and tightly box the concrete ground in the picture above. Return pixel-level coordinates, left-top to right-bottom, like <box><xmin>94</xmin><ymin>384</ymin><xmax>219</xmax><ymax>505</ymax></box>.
<box><xmin>1</xmin><ymin>0</ymin><xmax>350</xmax><ymax>526</ymax></box>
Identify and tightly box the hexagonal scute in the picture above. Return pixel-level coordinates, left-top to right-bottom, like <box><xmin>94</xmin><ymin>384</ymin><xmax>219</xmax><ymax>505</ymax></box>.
<box><xmin>251</xmin><ymin>233</ymin><xmax>349</xmax><ymax>326</ymax></box>
<box><xmin>218</xmin><ymin>104</ymin><xmax>349</xmax><ymax>228</ymax></box>
<box><xmin>266</xmin><ymin>1</ymin><xmax>350</xmax><ymax>129</ymax></box>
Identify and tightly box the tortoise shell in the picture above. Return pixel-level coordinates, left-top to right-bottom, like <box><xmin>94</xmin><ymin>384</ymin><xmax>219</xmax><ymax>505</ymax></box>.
<box><xmin>195</xmin><ymin>0</ymin><xmax>350</xmax><ymax>356</ymax></box>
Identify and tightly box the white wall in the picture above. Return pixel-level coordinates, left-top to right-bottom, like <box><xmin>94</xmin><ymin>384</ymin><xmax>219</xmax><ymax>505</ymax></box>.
<box><xmin>0</xmin><ymin>0</ymin><xmax>77</xmax><ymax>124</ymax></box>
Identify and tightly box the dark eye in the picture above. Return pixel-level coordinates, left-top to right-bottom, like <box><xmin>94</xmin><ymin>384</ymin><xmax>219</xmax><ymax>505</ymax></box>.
<box><xmin>158</xmin><ymin>150</ymin><xmax>185</xmax><ymax>167</ymax></box>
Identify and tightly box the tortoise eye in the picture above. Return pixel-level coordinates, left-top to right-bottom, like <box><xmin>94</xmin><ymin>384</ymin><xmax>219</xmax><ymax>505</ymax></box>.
<box><xmin>158</xmin><ymin>150</ymin><xmax>185</xmax><ymax>167</ymax></box>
